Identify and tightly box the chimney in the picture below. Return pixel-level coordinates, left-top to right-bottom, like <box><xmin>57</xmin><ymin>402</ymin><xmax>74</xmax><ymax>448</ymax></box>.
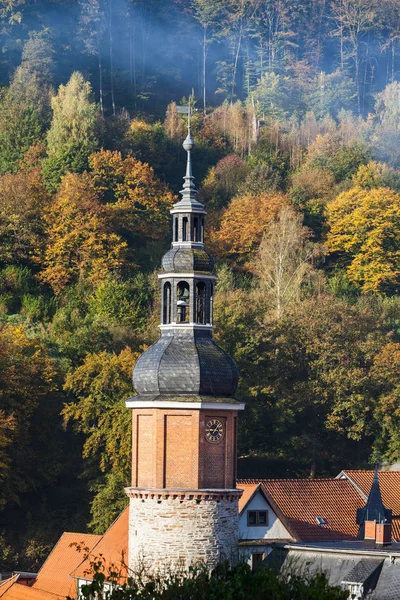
<box><xmin>376</xmin><ymin>522</ymin><xmax>392</xmax><ymax>546</ymax></box>
<box><xmin>356</xmin><ymin>470</ymin><xmax>392</xmax><ymax>546</ymax></box>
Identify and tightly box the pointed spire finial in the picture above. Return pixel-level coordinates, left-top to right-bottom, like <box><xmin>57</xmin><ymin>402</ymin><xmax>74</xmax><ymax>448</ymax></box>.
<box><xmin>175</xmin><ymin>94</ymin><xmax>204</xmax><ymax>210</ymax></box>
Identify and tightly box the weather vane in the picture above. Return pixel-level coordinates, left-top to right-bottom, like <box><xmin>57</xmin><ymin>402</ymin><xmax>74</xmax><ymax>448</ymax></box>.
<box><xmin>176</xmin><ymin>89</ymin><xmax>195</xmax><ymax>135</ymax></box>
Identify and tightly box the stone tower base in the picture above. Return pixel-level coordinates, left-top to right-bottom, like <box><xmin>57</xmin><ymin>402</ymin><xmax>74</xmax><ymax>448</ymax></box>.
<box><xmin>125</xmin><ymin>488</ymin><xmax>242</xmax><ymax>575</ymax></box>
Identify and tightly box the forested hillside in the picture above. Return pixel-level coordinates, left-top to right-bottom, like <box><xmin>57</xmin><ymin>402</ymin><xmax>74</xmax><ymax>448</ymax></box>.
<box><xmin>1</xmin><ymin>0</ymin><xmax>400</xmax><ymax>574</ymax></box>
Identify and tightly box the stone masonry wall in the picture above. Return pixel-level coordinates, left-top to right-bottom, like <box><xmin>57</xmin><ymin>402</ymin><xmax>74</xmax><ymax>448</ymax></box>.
<box><xmin>127</xmin><ymin>489</ymin><xmax>241</xmax><ymax>575</ymax></box>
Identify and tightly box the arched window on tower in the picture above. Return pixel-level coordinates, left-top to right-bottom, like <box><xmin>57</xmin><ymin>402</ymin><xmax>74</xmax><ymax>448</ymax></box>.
<box><xmin>193</xmin><ymin>217</ymin><xmax>199</xmax><ymax>242</ymax></box>
<box><xmin>182</xmin><ymin>217</ymin><xmax>188</xmax><ymax>241</ymax></box>
<box><xmin>209</xmin><ymin>282</ymin><xmax>214</xmax><ymax>325</ymax></box>
<box><xmin>174</xmin><ymin>217</ymin><xmax>178</xmax><ymax>242</ymax></box>
<box><xmin>196</xmin><ymin>282</ymin><xmax>206</xmax><ymax>324</ymax></box>
<box><xmin>201</xmin><ymin>217</ymin><xmax>204</xmax><ymax>243</ymax></box>
<box><xmin>177</xmin><ymin>281</ymin><xmax>190</xmax><ymax>323</ymax></box>
<box><xmin>163</xmin><ymin>282</ymin><xmax>171</xmax><ymax>324</ymax></box>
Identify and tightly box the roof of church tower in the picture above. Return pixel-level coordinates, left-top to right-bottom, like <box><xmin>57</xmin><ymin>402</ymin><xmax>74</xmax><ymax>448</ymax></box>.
<box><xmin>171</xmin><ymin>111</ymin><xmax>205</xmax><ymax>213</ymax></box>
<box><xmin>131</xmin><ymin>116</ymin><xmax>240</xmax><ymax>402</ymax></box>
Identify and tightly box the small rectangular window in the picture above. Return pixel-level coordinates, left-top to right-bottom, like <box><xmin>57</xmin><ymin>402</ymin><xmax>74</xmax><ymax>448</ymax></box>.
<box><xmin>258</xmin><ymin>511</ymin><xmax>268</xmax><ymax>525</ymax></box>
<box><xmin>247</xmin><ymin>510</ymin><xmax>268</xmax><ymax>526</ymax></box>
<box><xmin>251</xmin><ymin>553</ymin><xmax>265</xmax><ymax>570</ymax></box>
<box><xmin>248</xmin><ymin>511</ymin><xmax>257</xmax><ymax>526</ymax></box>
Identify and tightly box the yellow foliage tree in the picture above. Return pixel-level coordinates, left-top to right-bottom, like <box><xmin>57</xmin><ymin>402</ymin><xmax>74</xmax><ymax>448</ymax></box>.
<box><xmin>40</xmin><ymin>172</ymin><xmax>127</xmax><ymax>294</ymax></box>
<box><xmin>89</xmin><ymin>150</ymin><xmax>175</xmax><ymax>244</ymax></box>
<box><xmin>326</xmin><ymin>186</ymin><xmax>400</xmax><ymax>293</ymax></box>
<box><xmin>212</xmin><ymin>191</ymin><xmax>288</xmax><ymax>268</ymax></box>
<box><xmin>0</xmin><ymin>144</ymin><xmax>50</xmax><ymax>265</ymax></box>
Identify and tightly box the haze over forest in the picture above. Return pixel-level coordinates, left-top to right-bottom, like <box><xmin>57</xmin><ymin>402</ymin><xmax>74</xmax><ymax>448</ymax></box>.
<box><xmin>1</xmin><ymin>0</ymin><xmax>400</xmax><ymax>576</ymax></box>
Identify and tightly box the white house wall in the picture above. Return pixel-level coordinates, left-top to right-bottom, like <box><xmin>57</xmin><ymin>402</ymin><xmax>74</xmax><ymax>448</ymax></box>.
<box><xmin>238</xmin><ymin>491</ymin><xmax>292</xmax><ymax>540</ymax></box>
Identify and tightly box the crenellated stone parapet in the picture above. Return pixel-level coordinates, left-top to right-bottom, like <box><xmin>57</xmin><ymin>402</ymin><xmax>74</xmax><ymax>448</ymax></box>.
<box><xmin>125</xmin><ymin>487</ymin><xmax>242</xmax><ymax>502</ymax></box>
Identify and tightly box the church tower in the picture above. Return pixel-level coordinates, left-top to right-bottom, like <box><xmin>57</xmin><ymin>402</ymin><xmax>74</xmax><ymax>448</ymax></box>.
<box><xmin>125</xmin><ymin>118</ymin><xmax>244</xmax><ymax>574</ymax></box>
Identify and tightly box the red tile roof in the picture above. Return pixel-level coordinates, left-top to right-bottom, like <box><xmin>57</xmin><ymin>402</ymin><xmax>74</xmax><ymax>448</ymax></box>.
<box><xmin>72</xmin><ymin>507</ymin><xmax>129</xmax><ymax>584</ymax></box>
<box><xmin>391</xmin><ymin>518</ymin><xmax>400</xmax><ymax>541</ymax></box>
<box><xmin>340</xmin><ymin>470</ymin><xmax>400</xmax><ymax>516</ymax></box>
<box><xmin>0</xmin><ymin>576</ymin><xmax>19</xmax><ymax>597</ymax></box>
<box><xmin>31</xmin><ymin>532</ymin><xmax>101</xmax><ymax>599</ymax></box>
<box><xmin>238</xmin><ymin>478</ymin><xmax>365</xmax><ymax>542</ymax></box>
<box><xmin>0</xmin><ymin>578</ymin><xmax>63</xmax><ymax>600</ymax></box>
<box><xmin>238</xmin><ymin>482</ymin><xmax>260</xmax><ymax>513</ymax></box>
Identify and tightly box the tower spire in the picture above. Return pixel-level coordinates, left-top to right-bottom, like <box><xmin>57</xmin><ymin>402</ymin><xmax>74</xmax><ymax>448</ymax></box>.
<box><xmin>176</xmin><ymin>96</ymin><xmax>203</xmax><ymax>210</ymax></box>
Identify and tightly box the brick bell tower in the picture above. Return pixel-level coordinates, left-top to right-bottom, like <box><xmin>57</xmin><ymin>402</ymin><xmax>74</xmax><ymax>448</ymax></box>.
<box><xmin>125</xmin><ymin>114</ymin><xmax>244</xmax><ymax>574</ymax></box>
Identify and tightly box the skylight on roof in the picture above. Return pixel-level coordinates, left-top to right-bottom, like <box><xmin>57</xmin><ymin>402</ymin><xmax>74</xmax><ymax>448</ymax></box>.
<box><xmin>316</xmin><ymin>517</ymin><xmax>327</xmax><ymax>525</ymax></box>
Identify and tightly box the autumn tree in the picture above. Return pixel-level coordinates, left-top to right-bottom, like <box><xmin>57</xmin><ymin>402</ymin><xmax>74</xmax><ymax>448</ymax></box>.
<box><xmin>63</xmin><ymin>347</ymin><xmax>139</xmax><ymax>532</ymax></box>
<box><xmin>89</xmin><ymin>149</ymin><xmax>175</xmax><ymax>269</ymax></box>
<box><xmin>0</xmin><ymin>144</ymin><xmax>49</xmax><ymax>267</ymax></box>
<box><xmin>42</xmin><ymin>72</ymin><xmax>99</xmax><ymax>191</ymax></box>
<box><xmin>326</xmin><ymin>185</ymin><xmax>400</xmax><ymax>293</ymax></box>
<box><xmin>253</xmin><ymin>206</ymin><xmax>320</xmax><ymax>319</ymax></box>
<box><xmin>212</xmin><ymin>191</ymin><xmax>288</xmax><ymax>267</ymax></box>
<box><xmin>40</xmin><ymin>172</ymin><xmax>127</xmax><ymax>294</ymax></box>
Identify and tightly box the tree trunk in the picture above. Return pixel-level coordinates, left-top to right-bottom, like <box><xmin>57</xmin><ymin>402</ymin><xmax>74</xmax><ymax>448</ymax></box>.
<box><xmin>202</xmin><ymin>25</ymin><xmax>207</xmax><ymax>115</ymax></box>
<box><xmin>97</xmin><ymin>35</ymin><xmax>104</xmax><ymax>117</ymax></box>
<box><xmin>231</xmin><ymin>26</ymin><xmax>243</xmax><ymax>99</ymax></box>
<box><xmin>109</xmin><ymin>0</ymin><xmax>116</xmax><ymax>116</ymax></box>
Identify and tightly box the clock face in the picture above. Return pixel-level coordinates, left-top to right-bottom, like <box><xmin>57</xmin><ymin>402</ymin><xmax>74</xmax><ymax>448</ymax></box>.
<box><xmin>205</xmin><ymin>418</ymin><xmax>224</xmax><ymax>443</ymax></box>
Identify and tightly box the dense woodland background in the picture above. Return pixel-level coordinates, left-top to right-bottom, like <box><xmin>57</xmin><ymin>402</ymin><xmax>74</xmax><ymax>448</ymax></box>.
<box><xmin>1</xmin><ymin>0</ymin><xmax>400</xmax><ymax>573</ymax></box>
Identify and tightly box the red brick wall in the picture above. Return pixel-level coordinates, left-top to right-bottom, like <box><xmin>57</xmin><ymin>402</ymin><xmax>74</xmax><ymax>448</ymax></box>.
<box><xmin>165</xmin><ymin>414</ymin><xmax>195</xmax><ymax>487</ymax></box>
<box><xmin>131</xmin><ymin>407</ymin><xmax>238</xmax><ymax>490</ymax></box>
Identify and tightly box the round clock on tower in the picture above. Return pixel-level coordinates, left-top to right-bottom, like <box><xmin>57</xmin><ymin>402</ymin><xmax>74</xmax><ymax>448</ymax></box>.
<box><xmin>125</xmin><ymin>111</ymin><xmax>245</xmax><ymax>574</ymax></box>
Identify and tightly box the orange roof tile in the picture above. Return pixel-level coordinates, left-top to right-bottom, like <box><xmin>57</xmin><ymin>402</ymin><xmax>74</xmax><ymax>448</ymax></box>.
<box><xmin>31</xmin><ymin>532</ymin><xmax>101</xmax><ymax>599</ymax></box>
<box><xmin>391</xmin><ymin>517</ymin><xmax>400</xmax><ymax>541</ymax></box>
<box><xmin>0</xmin><ymin>575</ymin><xmax>19</xmax><ymax>596</ymax></box>
<box><xmin>238</xmin><ymin>478</ymin><xmax>365</xmax><ymax>542</ymax></box>
<box><xmin>0</xmin><ymin>581</ymin><xmax>63</xmax><ymax>600</ymax></box>
<box><xmin>237</xmin><ymin>483</ymin><xmax>260</xmax><ymax>513</ymax></box>
<box><xmin>340</xmin><ymin>470</ymin><xmax>400</xmax><ymax>516</ymax></box>
<box><xmin>72</xmin><ymin>507</ymin><xmax>129</xmax><ymax>584</ymax></box>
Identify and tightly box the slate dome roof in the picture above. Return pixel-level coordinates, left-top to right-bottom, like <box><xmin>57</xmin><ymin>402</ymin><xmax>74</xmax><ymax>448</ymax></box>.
<box><xmin>162</xmin><ymin>247</ymin><xmax>214</xmax><ymax>273</ymax></box>
<box><xmin>132</xmin><ymin>333</ymin><xmax>238</xmax><ymax>397</ymax></box>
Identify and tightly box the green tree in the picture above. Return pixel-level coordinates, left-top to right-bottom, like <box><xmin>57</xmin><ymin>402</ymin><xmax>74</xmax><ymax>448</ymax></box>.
<box><xmin>74</xmin><ymin>561</ymin><xmax>349</xmax><ymax>600</ymax></box>
<box><xmin>0</xmin><ymin>323</ymin><xmax>62</xmax><ymax>509</ymax></box>
<box><xmin>42</xmin><ymin>72</ymin><xmax>99</xmax><ymax>191</ymax></box>
<box><xmin>0</xmin><ymin>31</ymin><xmax>54</xmax><ymax>174</ymax></box>
<box><xmin>63</xmin><ymin>347</ymin><xmax>138</xmax><ymax>532</ymax></box>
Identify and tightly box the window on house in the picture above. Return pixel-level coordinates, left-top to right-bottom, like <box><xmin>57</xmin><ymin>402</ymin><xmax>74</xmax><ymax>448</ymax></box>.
<box><xmin>251</xmin><ymin>553</ymin><xmax>265</xmax><ymax>570</ymax></box>
<box><xmin>247</xmin><ymin>510</ymin><xmax>268</xmax><ymax>526</ymax></box>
